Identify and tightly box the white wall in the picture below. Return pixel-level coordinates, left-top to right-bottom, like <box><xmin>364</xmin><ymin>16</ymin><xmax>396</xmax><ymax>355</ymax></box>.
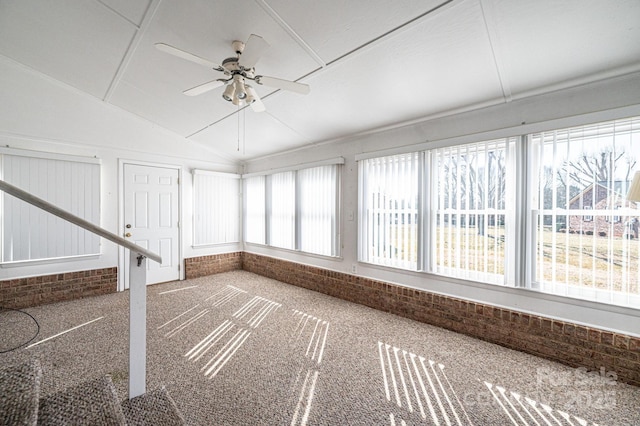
<box><xmin>0</xmin><ymin>56</ymin><xmax>241</xmax><ymax>285</ymax></box>
<box><xmin>243</xmin><ymin>72</ymin><xmax>640</xmax><ymax>337</ymax></box>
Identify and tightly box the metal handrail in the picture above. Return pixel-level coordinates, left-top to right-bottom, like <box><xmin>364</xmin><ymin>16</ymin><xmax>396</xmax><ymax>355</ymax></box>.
<box><xmin>0</xmin><ymin>178</ymin><xmax>159</xmax><ymax>399</ymax></box>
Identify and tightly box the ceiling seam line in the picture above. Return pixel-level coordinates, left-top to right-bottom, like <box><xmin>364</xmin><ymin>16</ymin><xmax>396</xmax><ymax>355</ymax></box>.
<box><xmin>102</xmin><ymin>0</ymin><xmax>163</xmax><ymax>102</ymax></box>
<box><xmin>477</xmin><ymin>0</ymin><xmax>512</xmax><ymax>103</ymax></box>
<box><xmin>253</xmin><ymin>0</ymin><xmax>326</xmax><ymax>67</ymax></box>
<box><xmin>264</xmin><ymin>111</ymin><xmax>312</xmax><ymax>141</ymax></box>
<box><xmin>325</xmin><ymin>0</ymin><xmax>456</xmax><ymax>68</ymax></box>
<box><xmin>189</xmin><ymin>0</ymin><xmax>458</xmax><ymax>141</ymax></box>
<box><xmin>94</xmin><ymin>0</ymin><xmax>140</xmax><ymax>28</ymax></box>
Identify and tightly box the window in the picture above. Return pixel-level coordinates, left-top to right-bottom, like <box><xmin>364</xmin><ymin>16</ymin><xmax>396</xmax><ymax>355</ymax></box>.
<box><xmin>432</xmin><ymin>139</ymin><xmax>516</xmax><ymax>284</ymax></box>
<box><xmin>530</xmin><ymin>116</ymin><xmax>640</xmax><ymax>306</ymax></box>
<box><xmin>359</xmin><ymin>153</ymin><xmax>419</xmax><ymax>269</ymax></box>
<box><xmin>358</xmin><ymin>139</ymin><xmax>516</xmax><ymax>281</ymax></box>
<box><xmin>1</xmin><ymin>152</ymin><xmax>101</xmax><ymax>263</ymax></box>
<box><xmin>269</xmin><ymin>172</ymin><xmax>296</xmax><ymax>250</ymax></box>
<box><xmin>584</xmin><ymin>206</ymin><xmax>593</xmax><ymax>222</ymax></box>
<box><xmin>244</xmin><ymin>176</ymin><xmax>266</xmax><ymax>244</ymax></box>
<box><xmin>192</xmin><ymin>170</ymin><xmax>240</xmax><ymax>246</ymax></box>
<box><xmin>357</xmin><ymin>116</ymin><xmax>640</xmax><ymax>308</ymax></box>
<box><xmin>299</xmin><ymin>165</ymin><xmax>339</xmax><ymax>256</ymax></box>
<box><xmin>243</xmin><ymin>161</ymin><xmax>341</xmax><ymax>256</ymax></box>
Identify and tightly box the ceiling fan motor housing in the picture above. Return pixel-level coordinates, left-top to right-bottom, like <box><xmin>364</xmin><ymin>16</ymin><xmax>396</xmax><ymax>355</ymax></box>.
<box><xmin>222</xmin><ymin>57</ymin><xmax>240</xmax><ymax>73</ymax></box>
<box><xmin>231</xmin><ymin>40</ymin><xmax>245</xmax><ymax>55</ymax></box>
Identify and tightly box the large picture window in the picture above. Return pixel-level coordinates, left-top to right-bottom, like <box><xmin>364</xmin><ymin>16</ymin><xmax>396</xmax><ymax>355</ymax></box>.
<box><xmin>357</xmin><ymin>116</ymin><xmax>640</xmax><ymax>308</ymax></box>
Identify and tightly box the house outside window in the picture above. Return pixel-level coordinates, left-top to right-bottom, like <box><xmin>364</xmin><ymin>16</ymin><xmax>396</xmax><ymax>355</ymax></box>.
<box><xmin>530</xmin><ymin>116</ymin><xmax>640</xmax><ymax>306</ymax></box>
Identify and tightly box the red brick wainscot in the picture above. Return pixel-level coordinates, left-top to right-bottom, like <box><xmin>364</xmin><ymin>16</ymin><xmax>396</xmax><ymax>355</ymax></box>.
<box><xmin>242</xmin><ymin>252</ymin><xmax>640</xmax><ymax>387</ymax></box>
<box><xmin>0</xmin><ymin>267</ymin><xmax>117</xmax><ymax>310</ymax></box>
<box><xmin>184</xmin><ymin>252</ymin><xmax>243</xmax><ymax>279</ymax></box>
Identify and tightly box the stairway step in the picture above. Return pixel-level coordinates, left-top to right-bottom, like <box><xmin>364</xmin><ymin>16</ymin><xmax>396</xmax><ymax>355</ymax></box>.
<box><xmin>37</xmin><ymin>375</ymin><xmax>126</xmax><ymax>426</ymax></box>
<box><xmin>0</xmin><ymin>359</ymin><xmax>42</xmax><ymax>426</ymax></box>
<box><xmin>121</xmin><ymin>387</ymin><xmax>185</xmax><ymax>426</ymax></box>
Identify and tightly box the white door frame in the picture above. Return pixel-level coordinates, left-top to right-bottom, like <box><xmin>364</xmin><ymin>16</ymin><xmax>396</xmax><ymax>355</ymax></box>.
<box><xmin>118</xmin><ymin>159</ymin><xmax>183</xmax><ymax>291</ymax></box>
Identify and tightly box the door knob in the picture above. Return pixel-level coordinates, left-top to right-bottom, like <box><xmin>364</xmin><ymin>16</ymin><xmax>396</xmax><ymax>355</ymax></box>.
<box><xmin>125</xmin><ymin>233</ymin><xmax>132</xmax><ymax>238</ymax></box>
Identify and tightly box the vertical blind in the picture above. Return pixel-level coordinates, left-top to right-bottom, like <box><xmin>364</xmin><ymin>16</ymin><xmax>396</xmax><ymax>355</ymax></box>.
<box><xmin>359</xmin><ymin>153</ymin><xmax>419</xmax><ymax>270</ymax></box>
<box><xmin>243</xmin><ymin>162</ymin><xmax>341</xmax><ymax>256</ymax></box>
<box><xmin>1</xmin><ymin>153</ymin><xmax>101</xmax><ymax>262</ymax></box>
<box><xmin>269</xmin><ymin>171</ymin><xmax>296</xmax><ymax>250</ymax></box>
<box><xmin>531</xmin><ymin>116</ymin><xmax>640</xmax><ymax>306</ymax></box>
<box><xmin>192</xmin><ymin>170</ymin><xmax>240</xmax><ymax>246</ymax></box>
<box><xmin>299</xmin><ymin>165</ymin><xmax>338</xmax><ymax>256</ymax></box>
<box><xmin>244</xmin><ymin>176</ymin><xmax>266</xmax><ymax>244</ymax></box>
<box><xmin>432</xmin><ymin>139</ymin><xmax>514</xmax><ymax>284</ymax></box>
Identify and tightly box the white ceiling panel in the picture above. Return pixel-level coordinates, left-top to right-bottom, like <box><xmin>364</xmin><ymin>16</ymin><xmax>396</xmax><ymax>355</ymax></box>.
<box><xmin>2</xmin><ymin>0</ymin><xmax>640</xmax><ymax>163</ymax></box>
<box><xmin>264</xmin><ymin>0</ymin><xmax>449</xmax><ymax>63</ymax></box>
<box><xmin>0</xmin><ymin>0</ymin><xmax>137</xmax><ymax>99</ymax></box>
<box><xmin>483</xmin><ymin>0</ymin><xmax>640</xmax><ymax>95</ymax></box>
<box><xmin>264</xmin><ymin>0</ymin><xmax>504</xmax><ymax>144</ymax></box>
<box><xmin>98</xmin><ymin>0</ymin><xmax>151</xmax><ymax>26</ymax></box>
<box><xmin>111</xmin><ymin>0</ymin><xmax>320</xmax><ymax>136</ymax></box>
<box><xmin>190</xmin><ymin>107</ymin><xmax>311</xmax><ymax>159</ymax></box>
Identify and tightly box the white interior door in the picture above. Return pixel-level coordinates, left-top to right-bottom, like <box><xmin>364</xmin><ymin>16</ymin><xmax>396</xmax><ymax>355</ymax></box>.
<box><xmin>123</xmin><ymin>163</ymin><xmax>180</xmax><ymax>286</ymax></box>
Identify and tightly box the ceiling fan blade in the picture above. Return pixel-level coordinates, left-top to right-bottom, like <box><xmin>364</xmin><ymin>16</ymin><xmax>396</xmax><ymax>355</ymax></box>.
<box><xmin>155</xmin><ymin>43</ymin><xmax>221</xmax><ymax>69</ymax></box>
<box><xmin>183</xmin><ymin>80</ymin><xmax>225</xmax><ymax>96</ymax></box>
<box><xmin>239</xmin><ymin>34</ymin><xmax>270</xmax><ymax>69</ymax></box>
<box><xmin>256</xmin><ymin>76</ymin><xmax>310</xmax><ymax>95</ymax></box>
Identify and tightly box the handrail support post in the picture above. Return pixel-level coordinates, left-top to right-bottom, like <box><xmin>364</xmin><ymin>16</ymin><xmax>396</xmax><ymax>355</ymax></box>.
<box><xmin>129</xmin><ymin>251</ymin><xmax>147</xmax><ymax>399</ymax></box>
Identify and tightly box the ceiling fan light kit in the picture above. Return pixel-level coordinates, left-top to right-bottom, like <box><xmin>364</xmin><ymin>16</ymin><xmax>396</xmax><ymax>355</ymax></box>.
<box><xmin>155</xmin><ymin>34</ymin><xmax>310</xmax><ymax>113</ymax></box>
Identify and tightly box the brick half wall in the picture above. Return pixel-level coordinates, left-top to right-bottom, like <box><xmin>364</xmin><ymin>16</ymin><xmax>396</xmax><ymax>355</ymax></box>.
<box><xmin>184</xmin><ymin>252</ymin><xmax>243</xmax><ymax>279</ymax></box>
<box><xmin>242</xmin><ymin>252</ymin><xmax>640</xmax><ymax>386</ymax></box>
<box><xmin>0</xmin><ymin>267</ymin><xmax>117</xmax><ymax>310</ymax></box>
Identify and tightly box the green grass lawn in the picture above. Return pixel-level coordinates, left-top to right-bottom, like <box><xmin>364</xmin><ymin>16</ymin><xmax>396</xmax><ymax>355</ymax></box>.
<box><xmin>386</xmin><ymin>224</ymin><xmax>639</xmax><ymax>294</ymax></box>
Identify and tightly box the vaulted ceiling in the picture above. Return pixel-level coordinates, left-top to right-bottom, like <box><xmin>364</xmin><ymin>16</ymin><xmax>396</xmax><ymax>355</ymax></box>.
<box><xmin>1</xmin><ymin>0</ymin><xmax>639</xmax><ymax>162</ymax></box>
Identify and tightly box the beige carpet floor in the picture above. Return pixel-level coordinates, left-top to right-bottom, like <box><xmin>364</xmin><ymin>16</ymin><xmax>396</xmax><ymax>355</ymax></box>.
<box><xmin>2</xmin><ymin>270</ymin><xmax>639</xmax><ymax>425</ymax></box>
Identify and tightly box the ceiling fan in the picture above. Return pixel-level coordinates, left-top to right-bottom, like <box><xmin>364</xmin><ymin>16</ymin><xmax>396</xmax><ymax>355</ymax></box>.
<box><xmin>155</xmin><ymin>34</ymin><xmax>310</xmax><ymax>112</ymax></box>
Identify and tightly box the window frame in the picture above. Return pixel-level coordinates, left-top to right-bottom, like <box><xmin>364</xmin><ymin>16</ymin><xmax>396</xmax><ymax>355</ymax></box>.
<box><xmin>356</xmin><ymin>115</ymin><xmax>640</xmax><ymax>309</ymax></box>
<box><xmin>243</xmin><ymin>159</ymin><xmax>343</xmax><ymax>258</ymax></box>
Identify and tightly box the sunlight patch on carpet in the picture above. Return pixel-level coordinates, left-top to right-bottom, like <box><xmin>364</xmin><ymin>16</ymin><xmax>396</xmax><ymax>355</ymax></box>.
<box><xmin>158</xmin><ymin>285</ymin><xmax>198</xmax><ymax>295</ymax></box>
<box><xmin>233</xmin><ymin>296</ymin><xmax>281</xmax><ymax>329</ymax></box>
<box><xmin>204</xmin><ymin>285</ymin><xmax>247</xmax><ymax>307</ymax></box>
<box><xmin>26</xmin><ymin>317</ymin><xmax>104</xmax><ymax>349</ymax></box>
<box><xmin>157</xmin><ymin>305</ymin><xmax>201</xmax><ymax>330</ymax></box>
<box><xmin>291</xmin><ymin>310</ymin><xmax>330</xmax><ymax>365</ymax></box>
<box><xmin>163</xmin><ymin>309</ymin><xmax>209</xmax><ymax>338</ymax></box>
<box><xmin>484</xmin><ymin>382</ymin><xmax>598</xmax><ymax>426</ymax></box>
<box><xmin>378</xmin><ymin>342</ymin><xmax>470</xmax><ymax>426</ymax></box>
